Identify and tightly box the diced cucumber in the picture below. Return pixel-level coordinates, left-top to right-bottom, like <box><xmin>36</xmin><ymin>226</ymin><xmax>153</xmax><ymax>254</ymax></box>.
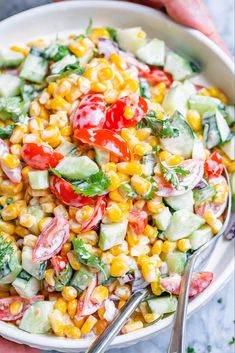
<box><xmin>0</xmin><ymin>253</ymin><xmax>22</xmax><ymax>284</ymax></box>
<box><xmin>164</xmin><ymin>191</ymin><xmax>194</xmax><ymax>212</ymax></box>
<box><xmin>203</xmin><ymin>110</ymin><xmax>230</xmax><ymax>148</ymax></box>
<box><xmin>0</xmin><ymin>50</ymin><xmax>24</xmax><ymax>68</ymax></box>
<box><xmin>192</xmin><ymin>138</ymin><xmax>206</xmax><ymax>160</ymax></box>
<box><xmin>95</xmin><ymin>148</ymin><xmax>110</xmax><ymax>166</ymax></box>
<box><xmin>163</xmin><ymin>81</ymin><xmax>196</xmax><ymax>116</ymax></box>
<box><xmin>136</xmin><ymin>38</ymin><xmax>165</xmax><ymax>66</ymax></box>
<box><xmin>56</xmin><ymin>141</ymin><xmax>77</xmax><ymax>156</ymax></box>
<box><xmin>224</xmin><ymin>105</ymin><xmax>235</xmax><ymax>126</ymax></box>
<box><xmin>28</xmin><ymin>205</ymin><xmax>45</xmax><ymax>235</ymax></box>
<box><xmin>54</xmin><ymin>264</ymin><xmax>73</xmax><ymax>292</ymax></box>
<box><xmin>160</xmin><ymin>111</ymin><xmax>194</xmax><ymax>158</ymax></box>
<box><xmin>152</xmin><ymin>206</ymin><xmax>172</xmax><ymax>231</ymax></box>
<box><xmin>12</xmin><ymin>272</ymin><xmax>40</xmax><ymax>299</ymax></box>
<box><xmin>142</xmin><ymin>153</ymin><xmax>155</xmax><ymax>176</ymax></box>
<box><xmin>165</xmin><ymin>209</ymin><xmax>205</xmax><ymax>241</ymax></box>
<box><xmin>188</xmin><ymin>95</ymin><xmax>221</xmax><ymax>115</ymax></box>
<box><xmin>20</xmin><ymin>50</ymin><xmax>48</xmax><ymax>83</ymax></box>
<box><xmin>70</xmin><ymin>266</ymin><xmax>94</xmax><ymax>292</ymax></box>
<box><xmin>0</xmin><ymin>74</ymin><xmax>21</xmax><ymax>97</ymax></box>
<box><xmin>28</xmin><ymin>170</ymin><xmax>49</xmax><ymax>190</ymax></box>
<box><xmin>99</xmin><ymin>220</ymin><xmax>128</xmax><ymax>251</ymax></box>
<box><xmin>116</xmin><ymin>27</ymin><xmax>147</xmax><ymax>54</ymax></box>
<box><xmin>19</xmin><ymin>301</ymin><xmax>54</xmax><ymax>334</ymax></box>
<box><xmin>55</xmin><ymin>156</ymin><xmax>99</xmax><ymax>180</ymax></box>
<box><xmin>166</xmin><ymin>251</ymin><xmax>187</xmax><ymax>274</ymax></box>
<box><xmin>139</xmin><ymin>78</ymin><xmax>151</xmax><ymax>100</ymax></box>
<box><xmin>119</xmin><ymin>183</ymin><xmax>138</xmax><ymax>198</ymax></box>
<box><xmin>0</xmin><ymin>96</ymin><xmax>23</xmax><ymax>121</ymax></box>
<box><xmin>22</xmin><ymin>246</ymin><xmax>47</xmax><ymax>280</ymax></box>
<box><xmin>220</xmin><ymin>134</ymin><xmax>235</xmax><ymax>160</ymax></box>
<box><xmin>164</xmin><ymin>52</ymin><xmax>199</xmax><ymax>81</ymax></box>
<box><xmin>147</xmin><ymin>296</ymin><xmax>177</xmax><ymax>315</ymax></box>
<box><xmin>188</xmin><ymin>225</ymin><xmax>213</xmax><ymax>250</ymax></box>
<box><xmin>50</xmin><ymin>54</ymin><xmax>77</xmax><ymax>75</ymax></box>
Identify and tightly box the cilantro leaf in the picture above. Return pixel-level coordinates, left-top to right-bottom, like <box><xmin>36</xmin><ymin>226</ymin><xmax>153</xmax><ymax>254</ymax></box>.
<box><xmin>137</xmin><ymin>110</ymin><xmax>179</xmax><ymax>138</ymax></box>
<box><xmin>160</xmin><ymin>161</ymin><xmax>190</xmax><ymax>190</ymax></box>
<box><xmin>228</xmin><ymin>337</ymin><xmax>235</xmax><ymax>345</ymax></box>
<box><xmin>0</xmin><ymin>237</ymin><xmax>13</xmax><ymax>271</ymax></box>
<box><xmin>49</xmin><ymin>168</ymin><xmax>63</xmax><ymax>178</ymax></box>
<box><xmin>106</xmin><ymin>27</ymin><xmax>118</xmax><ymax>42</ymax></box>
<box><xmin>187</xmin><ymin>347</ymin><xmax>196</xmax><ymax>353</ymax></box>
<box><xmin>44</xmin><ymin>43</ymin><xmax>70</xmax><ymax>62</ymax></box>
<box><xmin>73</xmin><ymin>238</ymin><xmax>107</xmax><ymax>279</ymax></box>
<box><xmin>72</xmin><ymin>171</ymin><xmax>111</xmax><ymax>197</ymax></box>
<box><xmin>0</xmin><ymin>125</ymin><xmax>14</xmax><ymax>139</ymax></box>
<box><xmin>139</xmin><ymin>78</ymin><xmax>151</xmax><ymax>99</ymax></box>
<box><xmin>85</xmin><ymin>18</ymin><xmax>93</xmax><ymax>36</ymax></box>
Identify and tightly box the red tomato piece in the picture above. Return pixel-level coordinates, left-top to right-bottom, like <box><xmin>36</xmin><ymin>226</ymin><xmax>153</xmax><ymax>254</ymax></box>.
<box><xmin>33</xmin><ymin>216</ymin><xmax>70</xmax><ymax>262</ymax></box>
<box><xmin>75</xmin><ymin>128</ymin><xmax>131</xmax><ymax>161</ymax></box>
<box><xmin>104</xmin><ymin>95</ymin><xmax>148</xmax><ymax>130</ymax></box>
<box><xmin>77</xmin><ymin>276</ymin><xmax>101</xmax><ymax>316</ymax></box>
<box><xmin>72</xmin><ymin>93</ymin><xmax>106</xmax><ymax>130</ymax></box>
<box><xmin>49</xmin><ymin>175</ymin><xmax>94</xmax><ymax>208</ymax></box>
<box><xmin>204</xmin><ymin>152</ymin><xmax>224</xmax><ymax>177</ymax></box>
<box><xmin>160</xmin><ymin>272</ymin><xmax>214</xmax><ymax>298</ymax></box>
<box><xmin>21</xmin><ymin>143</ymin><xmax>63</xmax><ymax>170</ymax></box>
<box><xmin>140</xmin><ymin>68</ymin><xmax>173</xmax><ymax>87</ymax></box>
<box><xmin>81</xmin><ymin>196</ymin><xmax>106</xmax><ymax>232</ymax></box>
<box><xmin>128</xmin><ymin>209</ymin><xmax>148</xmax><ymax>235</ymax></box>
<box><xmin>0</xmin><ymin>295</ymin><xmax>44</xmax><ymax>321</ymax></box>
<box><xmin>51</xmin><ymin>256</ymin><xmax>68</xmax><ymax>276</ymax></box>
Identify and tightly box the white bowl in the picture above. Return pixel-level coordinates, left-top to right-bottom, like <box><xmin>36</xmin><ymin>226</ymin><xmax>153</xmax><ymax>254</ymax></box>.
<box><xmin>0</xmin><ymin>1</ymin><xmax>234</xmax><ymax>352</ymax></box>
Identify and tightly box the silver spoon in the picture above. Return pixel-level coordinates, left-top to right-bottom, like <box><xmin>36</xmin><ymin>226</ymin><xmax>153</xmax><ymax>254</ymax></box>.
<box><xmin>86</xmin><ymin>169</ymin><xmax>233</xmax><ymax>353</ymax></box>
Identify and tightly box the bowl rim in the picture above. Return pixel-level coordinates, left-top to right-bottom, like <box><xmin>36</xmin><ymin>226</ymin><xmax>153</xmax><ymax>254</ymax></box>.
<box><xmin>0</xmin><ymin>1</ymin><xmax>234</xmax><ymax>350</ymax></box>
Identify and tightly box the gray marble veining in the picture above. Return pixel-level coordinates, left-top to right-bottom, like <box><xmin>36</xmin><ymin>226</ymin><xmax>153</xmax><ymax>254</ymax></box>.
<box><xmin>0</xmin><ymin>1</ymin><xmax>234</xmax><ymax>352</ymax></box>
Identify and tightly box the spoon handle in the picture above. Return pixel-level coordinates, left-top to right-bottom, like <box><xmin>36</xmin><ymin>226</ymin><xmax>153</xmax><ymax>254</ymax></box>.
<box><xmin>168</xmin><ymin>254</ymin><xmax>197</xmax><ymax>353</ymax></box>
<box><xmin>86</xmin><ymin>289</ymin><xmax>148</xmax><ymax>353</ymax></box>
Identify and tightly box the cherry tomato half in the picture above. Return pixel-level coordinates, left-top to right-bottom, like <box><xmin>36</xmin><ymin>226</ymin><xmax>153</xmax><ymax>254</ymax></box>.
<box><xmin>204</xmin><ymin>151</ymin><xmax>224</xmax><ymax>177</ymax></box>
<box><xmin>104</xmin><ymin>95</ymin><xmax>148</xmax><ymax>130</ymax></box>
<box><xmin>50</xmin><ymin>175</ymin><xmax>94</xmax><ymax>208</ymax></box>
<box><xmin>72</xmin><ymin>93</ymin><xmax>106</xmax><ymax>130</ymax></box>
<box><xmin>0</xmin><ymin>295</ymin><xmax>44</xmax><ymax>321</ymax></box>
<box><xmin>160</xmin><ymin>272</ymin><xmax>213</xmax><ymax>298</ymax></box>
<box><xmin>33</xmin><ymin>216</ymin><xmax>70</xmax><ymax>262</ymax></box>
<box><xmin>21</xmin><ymin>143</ymin><xmax>63</xmax><ymax>170</ymax></box>
<box><xmin>140</xmin><ymin>68</ymin><xmax>173</xmax><ymax>88</ymax></box>
<box><xmin>81</xmin><ymin>196</ymin><xmax>106</xmax><ymax>232</ymax></box>
<box><xmin>75</xmin><ymin>128</ymin><xmax>131</xmax><ymax>161</ymax></box>
<box><xmin>51</xmin><ymin>256</ymin><xmax>68</xmax><ymax>277</ymax></box>
<box><xmin>128</xmin><ymin>209</ymin><xmax>148</xmax><ymax>235</ymax></box>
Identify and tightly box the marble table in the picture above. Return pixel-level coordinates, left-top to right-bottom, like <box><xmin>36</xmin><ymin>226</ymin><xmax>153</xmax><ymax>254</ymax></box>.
<box><xmin>0</xmin><ymin>1</ymin><xmax>234</xmax><ymax>352</ymax></box>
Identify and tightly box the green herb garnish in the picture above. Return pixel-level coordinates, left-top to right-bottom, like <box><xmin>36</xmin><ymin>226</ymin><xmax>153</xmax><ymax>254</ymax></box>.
<box><xmin>0</xmin><ymin>237</ymin><xmax>13</xmax><ymax>271</ymax></box>
<box><xmin>44</xmin><ymin>43</ymin><xmax>70</xmax><ymax>62</ymax></box>
<box><xmin>85</xmin><ymin>18</ymin><xmax>93</xmax><ymax>36</ymax></box>
<box><xmin>187</xmin><ymin>347</ymin><xmax>195</xmax><ymax>353</ymax></box>
<box><xmin>0</xmin><ymin>125</ymin><xmax>14</xmax><ymax>139</ymax></box>
<box><xmin>217</xmin><ymin>298</ymin><xmax>222</xmax><ymax>304</ymax></box>
<box><xmin>73</xmin><ymin>238</ymin><xmax>107</xmax><ymax>279</ymax></box>
<box><xmin>72</xmin><ymin>171</ymin><xmax>111</xmax><ymax>197</ymax></box>
<box><xmin>160</xmin><ymin>161</ymin><xmax>190</xmax><ymax>190</ymax></box>
<box><xmin>106</xmin><ymin>27</ymin><xmax>118</xmax><ymax>42</ymax></box>
<box><xmin>193</xmin><ymin>185</ymin><xmax>216</xmax><ymax>207</ymax></box>
<box><xmin>228</xmin><ymin>337</ymin><xmax>235</xmax><ymax>345</ymax></box>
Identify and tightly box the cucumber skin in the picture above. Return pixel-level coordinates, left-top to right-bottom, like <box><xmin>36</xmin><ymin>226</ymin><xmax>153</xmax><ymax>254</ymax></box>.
<box><xmin>148</xmin><ymin>296</ymin><xmax>177</xmax><ymax>315</ymax></box>
<box><xmin>0</xmin><ymin>50</ymin><xmax>24</xmax><ymax>68</ymax></box>
<box><xmin>56</xmin><ymin>156</ymin><xmax>99</xmax><ymax>180</ymax></box>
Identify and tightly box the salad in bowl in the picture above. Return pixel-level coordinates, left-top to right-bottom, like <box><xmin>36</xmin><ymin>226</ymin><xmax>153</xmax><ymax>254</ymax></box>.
<box><xmin>0</xmin><ymin>21</ymin><xmax>234</xmax><ymax>340</ymax></box>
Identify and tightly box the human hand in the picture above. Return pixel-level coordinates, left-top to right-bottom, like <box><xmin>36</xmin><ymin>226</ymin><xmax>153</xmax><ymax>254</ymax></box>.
<box><xmin>0</xmin><ymin>337</ymin><xmax>40</xmax><ymax>353</ymax></box>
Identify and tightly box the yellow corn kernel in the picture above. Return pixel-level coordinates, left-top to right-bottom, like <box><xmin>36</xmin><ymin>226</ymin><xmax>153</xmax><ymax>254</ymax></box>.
<box><xmin>54</xmin><ymin>80</ymin><xmax>72</xmax><ymax>98</ymax></box>
<box><xmin>19</xmin><ymin>213</ymin><xmax>35</xmax><ymax>228</ymax></box>
<box><xmin>98</xmin><ymin>66</ymin><xmax>113</xmax><ymax>81</ymax></box>
<box><xmin>144</xmin><ymin>313</ymin><xmax>158</xmax><ymax>323</ymax></box>
<box><xmin>123</xmin><ymin>78</ymin><xmax>139</xmax><ymax>93</ymax></box>
<box><xmin>0</xmin><ymin>220</ymin><xmax>15</xmax><ymax>235</ymax></box>
<box><xmin>74</xmin><ymin>317</ymin><xmax>86</xmax><ymax>329</ymax></box>
<box><xmin>144</xmin><ymin>225</ymin><xmax>158</xmax><ymax>240</ymax></box>
<box><xmin>67</xmin><ymin>299</ymin><xmax>78</xmax><ymax>319</ymax></box>
<box><xmin>115</xmin><ymin>284</ymin><xmax>131</xmax><ymax>301</ymax></box>
<box><xmin>134</xmin><ymin>142</ymin><xmax>152</xmax><ymax>156</ymax></box>
<box><xmin>227</xmin><ymin>161</ymin><xmax>235</xmax><ymax>173</ymax></box>
<box><xmin>131</xmin><ymin>175</ymin><xmax>151</xmax><ymax>196</ymax></box>
<box><xmin>91</xmin><ymin>81</ymin><xmax>106</xmax><ymax>93</ymax></box>
<box><xmin>1</xmin><ymin>204</ymin><xmax>19</xmax><ymax>221</ymax></box>
<box><xmin>0</xmin><ymin>291</ymin><xmax>9</xmax><ymax>298</ymax></box>
<box><xmin>47</xmin><ymin>82</ymin><xmax>57</xmax><ymax>95</ymax></box>
<box><xmin>107</xmin><ymin>203</ymin><xmax>124</xmax><ymax>223</ymax></box>
<box><xmin>207</xmin><ymin>86</ymin><xmax>228</xmax><ymax>104</ymax></box>
<box><xmin>69</xmin><ymin>219</ymin><xmax>82</xmax><ymax>233</ymax></box>
<box><xmin>91</xmin><ymin>286</ymin><xmax>109</xmax><ymax>304</ymax></box>
<box><xmin>159</xmin><ymin>151</ymin><xmax>172</xmax><ymax>162</ymax></box>
<box><xmin>38</xmin><ymin>217</ymin><xmax>53</xmax><ymax>232</ymax></box>
<box><xmin>187</xmin><ymin>109</ymin><xmax>202</xmax><ymax>132</ymax></box>
<box><xmin>93</xmin><ymin>320</ymin><xmax>108</xmax><ymax>336</ymax></box>
<box><xmin>54</xmin><ymin>298</ymin><xmax>68</xmax><ymax>315</ymax></box>
<box><xmin>61</xmin><ymin>243</ymin><xmax>72</xmax><ymax>256</ymax></box>
<box><xmin>123</xmin><ymin>105</ymin><xmax>135</xmax><ymax>120</ymax></box>
<box><xmin>90</xmin><ymin>28</ymin><xmax>110</xmax><ymax>42</ymax></box>
<box><xmin>147</xmin><ymin>135</ymin><xmax>158</xmax><ymax>147</ymax></box>
<box><xmin>147</xmin><ymin>200</ymin><xmax>165</xmax><ymax>214</ymax></box>
<box><xmin>67</xmin><ymin>251</ymin><xmax>81</xmax><ymax>271</ymax></box>
<box><xmin>117</xmin><ymin>162</ymin><xmax>142</xmax><ymax>175</ymax></box>
<box><xmin>109</xmin><ymin>190</ymin><xmax>127</xmax><ymax>203</ymax></box>
<box><xmin>10</xmin><ymin>45</ymin><xmax>29</xmax><ymax>56</ymax></box>
<box><xmin>23</xmin><ymin>133</ymin><xmax>42</xmax><ymax>144</ymax></box>
<box><xmin>214</xmin><ymin>183</ymin><xmax>229</xmax><ymax>204</ymax></box>
<box><xmin>122</xmin><ymin>321</ymin><xmax>143</xmax><ymax>334</ymax></box>
<box><xmin>15</xmin><ymin>225</ymin><xmax>29</xmax><ymax>237</ymax></box>
<box><xmin>0</xmin><ymin>180</ymin><xmax>22</xmax><ymax>195</ymax></box>
<box><xmin>79</xmin><ymin>206</ymin><xmax>93</xmax><ymax>222</ymax></box>
<box><xmin>116</xmin><ymin>172</ymin><xmax>130</xmax><ymax>183</ymax></box>
<box><xmin>81</xmin><ymin>315</ymin><xmax>98</xmax><ymax>335</ymax></box>
<box><xmin>0</xmin><ymin>196</ymin><xmax>10</xmax><ymax>207</ymax></box>
<box><xmin>177</xmin><ymin>238</ymin><xmax>191</xmax><ymax>252</ymax></box>
<box><xmin>110</xmin><ymin>258</ymin><xmax>129</xmax><ymax>277</ymax></box>
<box><xmin>54</xmin><ymin>204</ymin><xmax>68</xmax><ymax>218</ymax></box>
<box><xmin>23</xmin><ymin>234</ymin><xmax>38</xmax><ymax>248</ymax></box>
<box><xmin>110</xmin><ymin>52</ymin><xmax>127</xmax><ymax>70</ymax></box>
<box><xmin>167</xmin><ymin>155</ymin><xmax>184</xmax><ymax>166</ymax></box>
<box><xmin>30</xmin><ymin>101</ymin><xmax>41</xmax><ymax>117</ymax></box>
<box><xmin>1</xmin><ymin>153</ymin><xmax>20</xmax><ymax>169</ymax></box>
<box><xmin>120</xmin><ymin>127</ymin><xmax>136</xmax><ymax>142</ymax></box>
<box><xmin>109</xmin><ymin>241</ymin><xmax>129</xmax><ymax>256</ymax></box>
<box><xmin>45</xmin><ymin>269</ymin><xmax>55</xmax><ymax>286</ymax></box>
<box><xmin>135</xmin><ymin>128</ymin><xmax>151</xmax><ymax>141</ymax></box>
<box><xmin>41</xmin><ymin>126</ymin><xmax>62</xmax><ymax>148</ymax></box>
<box><xmin>117</xmin><ymin>201</ymin><xmax>132</xmax><ymax>212</ymax></box>
<box><xmin>10</xmin><ymin>144</ymin><xmax>22</xmax><ymax>158</ymax></box>
<box><xmin>64</xmin><ymin>326</ymin><xmax>81</xmax><ymax>339</ymax></box>
<box><xmin>162</xmin><ymin>240</ymin><xmax>176</xmax><ymax>254</ymax></box>
<box><xmin>151</xmin><ymin>239</ymin><xmax>163</xmax><ymax>255</ymax></box>
<box><xmin>41</xmin><ymin>202</ymin><xmax>56</xmax><ymax>214</ymax></box>
<box><xmin>151</xmin><ymin>281</ymin><xmax>163</xmax><ymax>296</ymax></box>
<box><xmin>50</xmin><ymin>96</ymin><xmax>70</xmax><ymax>111</ymax></box>
<box><xmin>62</xmin><ymin>286</ymin><xmax>78</xmax><ymax>301</ymax></box>
<box><xmin>126</xmin><ymin>228</ymin><xmax>139</xmax><ymax>246</ymax></box>
<box><xmin>9</xmin><ymin>301</ymin><xmax>23</xmax><ymax>316</ymax></box>
<box><xmin>107</xmin><ymin>171</ymin><xmax>121</xmax><ymax>191</ymax></box>
<box><xmin>101</xmin><ymin>162</ymin><xmax>117</xmax><ymax>173</ymax></box>
<box><xmin>69</xmin><ymin>40</ymin><xmax>88</xmax><ymax>57</ymax></box>
<box><xmin>97</xmin><ymin>307</ymin><xmax>106</xmax><ymax>320</ymax></box>
<box><xmin>203</xmin><ymin>210</ymin><xmax>216</xmax><ymax>225</ymax></box>
<box><xmin>29</xmin><ymin>117</ymin><xmax>45</xmax><ymax>132</ymax></box>
<box><xmin>141</xmin><ymin>261</ymin><xmax>157</xmax><ymax>283</ymax></box>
